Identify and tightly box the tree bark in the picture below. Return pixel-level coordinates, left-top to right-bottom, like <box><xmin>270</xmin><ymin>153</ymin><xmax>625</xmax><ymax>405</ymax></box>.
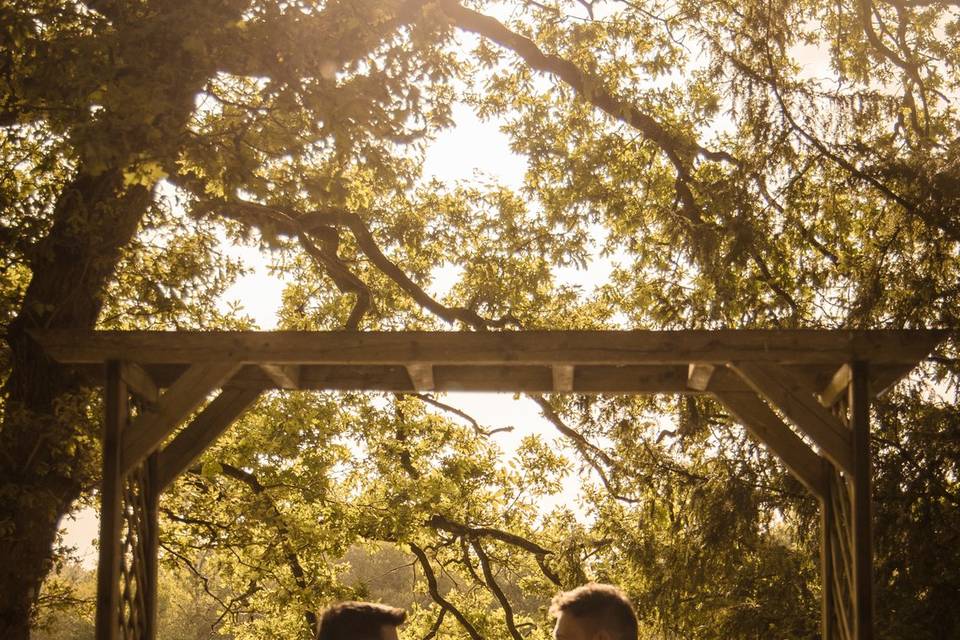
<box><xmin>0</xmin><ymin>168</ymin><xmax>151</xmax><ymax>638</ymax></box>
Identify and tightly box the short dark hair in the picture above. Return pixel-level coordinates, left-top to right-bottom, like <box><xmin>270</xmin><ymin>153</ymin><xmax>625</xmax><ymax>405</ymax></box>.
<box><xmin>549</xmin><ymin>583</ymin><xmax>638</xmax><ymax>640</ymax></box>
<box><xmin>316</xmin><ymin>601</ymin><xmax>406</xmax><ymax>640</ymax></box>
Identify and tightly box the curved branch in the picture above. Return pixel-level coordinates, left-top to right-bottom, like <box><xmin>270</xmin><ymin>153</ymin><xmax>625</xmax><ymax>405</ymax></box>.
<box><xmin>211</xmin><ymin>199</ymin><xmax>520</xmax><ymax>330</ymax></box>
<box><xmin>428</xmin><ymin>513</ymin><xmax>563</xmax><ymax>586</ymax></box>
<box><xmin>528</xmin><ymin>395</ymin><xmax>640</xmax><ymax>505</ymax></box>
<box><xmin>436</xmin><ymin>0</ymin><xmax>738</xmax><ymax>229</ymax></box>
<box><xmin>469</xmin><ymin>539</ymin><xmax>524</xmax><ymax>640</ymax></box>
<box><xmin>436</xmin><ymin>0</ymin><xmax>734</xmax><ymax>169</ymax></box>
<box><xmin>405</xmin><ymin>393</ymin><xmax>514</xmax><ymax>436</ymax></box>
<box><xmin>297</xmin><ymin>231</ymin><xmax>371</xmax><ymax>330</ymax></box>
<box><xmin>422</xmin><ymin>608</ymin><xmax>446</xmax><ymax>640</ymax></box>
<box><xmin>409</xmin><ymin>543</ymin><xmax>483</xmax><ymax>640</ymax></box>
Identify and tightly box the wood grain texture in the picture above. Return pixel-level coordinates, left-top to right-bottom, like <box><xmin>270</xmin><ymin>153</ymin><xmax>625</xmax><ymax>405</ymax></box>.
<box><xmin>713</xmin><ymin>372</ymin><xmax>826</xmax><ymax>498</ymax></box>
<box><xmin>552</xmin><ymin>365</ymin><xmax>574</xmax><ymax>392</ymax></box>
<box><xmin>29</xmin><ymin>329</ymin><xmax>947</xmax><ymax>365</ymax></box>
<box><xmin>406</xmin><ymin>363</ymin><xmax>435</xmax><ymax>391</ymax></box>
<box><xmin>155</xmin><ymin>385</ymin><xmax>264</xmax><ymax>491</ymax></box>
<box><xmin>94</xmin><ymin>361</ymin><xmax>126</xmax><ymax>640</ymax></box>
<box><xmin>121</xmin><ymin>362</ymin><xmax>241</xmax><ymax>474</ymax></box>
<box><xmin>730</xmin><ymin>361</ymin><xmax>854</xmax><ymax>474</ymax></box>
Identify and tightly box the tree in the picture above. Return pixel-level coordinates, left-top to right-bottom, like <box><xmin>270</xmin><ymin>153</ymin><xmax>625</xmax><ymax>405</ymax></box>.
<box><xmin>2</xmin><ymin>0</ymin><xmax>958</xmax><ymax>638</ymax></box>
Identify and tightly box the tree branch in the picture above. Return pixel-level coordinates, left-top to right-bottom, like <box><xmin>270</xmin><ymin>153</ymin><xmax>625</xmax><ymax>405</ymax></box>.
<box><xmin>469</xmin><ymin>539</ymin><xmax>524</xmax><ymax>640</ymax></box>
<box><xmin>409</xmin><ymin>543</ymin><xmax>483</xmax><ymax>640</ymax></box>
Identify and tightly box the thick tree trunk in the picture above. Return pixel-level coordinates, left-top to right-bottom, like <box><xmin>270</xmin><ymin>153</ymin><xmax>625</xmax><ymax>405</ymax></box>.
<box><xmin>0</xmin><ymin>169</ymin><xmax>150</xmax><ymax>639</ymax></box>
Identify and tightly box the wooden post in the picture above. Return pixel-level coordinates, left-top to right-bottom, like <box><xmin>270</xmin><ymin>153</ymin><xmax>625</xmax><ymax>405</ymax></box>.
<box><xmin>95</xmin><ymin>361</ymin><xmax>127</xmax><ymax>640</ymax></box>
<box><xmin>849</xmin><ymin>361</ymin><xmax>873</xmax><ymax>639</ymax></box>
<box><xmin>143</xmin><ymin>454</ymin><xmax>160</xmax><ymax>640</ymax></box>
<box><xmin>820</xmin><ymin>460</ymin><xmax>838</xmax><ymax>640</ymax></box>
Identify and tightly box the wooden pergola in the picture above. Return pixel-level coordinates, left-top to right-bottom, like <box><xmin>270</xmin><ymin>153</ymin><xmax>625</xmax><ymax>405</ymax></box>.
<box><xmin>30</xmin><ymin>328</ymin><xmax>946</xmax><ymax>640</ymax></box>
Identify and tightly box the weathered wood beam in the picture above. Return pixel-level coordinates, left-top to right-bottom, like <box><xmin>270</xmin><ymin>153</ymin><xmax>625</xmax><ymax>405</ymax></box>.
<box><xmin>406</xmin><ymin>363</ymin><xmax>435</xmax><ymax>391</ymax></box>
<box><xmin>121</xmin><ymin>362</ymin><xmax>241</xmax><ymax>474</ymax></box>
<box><xmin>155</xmin><ymin>385</ymin><xmax>264</xmax><ymax>491</ymax></box>
<box><xmin>29</xmin><ymin>329</ymin><xmax>947</xmax><ymax>366</ymax></box>
<box><xmin>144</xmin><ymin>454</ymin><xmax>159</xmax><ymax>640</ymax></box>
<box><xmin>94</xmin><ymin>361</ymin><xmax>126</xmax><ymax>640</ymax></box>
<box><xmin>730</xmin><ymin>361</ymin><xmax>854</xmax><ymax>474</ymax></box>
<box><xmin>552</xmin><ymin>365</ymin><xmax>574</xmax><ymax>392</ymax></box>
<box><xmin>119</xmin><ymin>361</ymin><xmax>159</xmax><ymax>404</ymax></box>
<box><xmin>687</xmin><ymin>364</ymin><xmax>716</xmax><ymax>391</ymax></box>
<box><xmin>712</xmin><ymin>381</ymin><xmax>826</xmax><ymax>498</ymax></box>
<box><xmin>258</xmin><ymin>363</ymin><xmax>300</xmax><ymax>389</ymax></box>
<box><xmin>819</xmin><ymin>364</ymin><xmax>852</xmax><ymax>408</ymax></box>
<box><xmin>849</xmin><ymin>362</ymin><xmax>873</xmax><ymax>640</ymax></box>
<box><xmin>821</xmin><ymin>460</ymin><xmax>838</xmax><ymax>640</ymax></box>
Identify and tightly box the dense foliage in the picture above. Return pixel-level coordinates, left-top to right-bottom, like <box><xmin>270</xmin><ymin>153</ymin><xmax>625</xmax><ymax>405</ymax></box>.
<box><xmin>1</xmin><ymin>0</ymin><xmax>958</xmax><ymax>638</ymax></box>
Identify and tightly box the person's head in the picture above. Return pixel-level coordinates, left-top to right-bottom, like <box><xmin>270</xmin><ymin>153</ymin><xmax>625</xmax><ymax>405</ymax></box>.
<box><xmin>316</xmin><ymin>601</ymin><xmax>406</xmax><ymax>640</ymax></box>
<box><xmin>549</xmin><ymin>583</ymin><xmax>638</xmax><ymax>640</ymax></box>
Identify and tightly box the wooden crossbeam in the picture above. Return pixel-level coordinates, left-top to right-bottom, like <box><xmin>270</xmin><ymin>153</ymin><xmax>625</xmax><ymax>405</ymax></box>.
<box><xmin>730</xmin><ymin>361</ymin><xmax>853</xmax><ymax>474</ymax></box>
<box><xmin>713</xmin><ymin>380</ymin><xmax>826</xmax><ymax>498</ymax></box>
<box><xmin>29</xmin><ymin>329</ymin><xmax>947</xmax><ymax>366</ymax></box>
<box><xmin>258</xmin><ymin>364</ymin><xmax>300</xmax><ymax>389</ymax></box>
<box><xmin>121</xmin><ymin>362</ymin><xmax>241</xmax><ymax>474</ymax></box>
<box><xmin>552</xmin><ymin>365</ymin><xmax>574</xmax><ymax>392</ymax></box>
<box><xmin>406</xmin><ymin>364</ymin><xmax>435</xmax><ymax>391</ymax></box>
<box><xmin>155</xmin><ymin>385</ymin><xmax>264</xmax><ymax>491</ymax></box>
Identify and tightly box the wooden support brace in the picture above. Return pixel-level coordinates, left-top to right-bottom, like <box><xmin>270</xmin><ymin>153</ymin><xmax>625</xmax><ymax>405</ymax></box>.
<box><xmin>155</xmin><ymin>385</ymin><xmax>265</xmax><ymax>491</ymax></box>
<box><xmin>121</xmin><ymin>362</ymin><xmax>241</xmax><ymax>474</ymax></box>
<box><xmin>820</xmin><ymin>364</ymin><xmax>852</xmax><ymax>408</ymax></box>
<box><xmin>552</xmin><ymin>365</ymin><xmax>575</xmax><ymax>392</ymax></box>
<box><xmin>730</xmin><ymin>361</ymin><xmax>854</xmax><ymax>474</ymax></box>
<box><xmin>406</xmin><ymin>363</ymin><xmax>434</xmax><ymax>391</ymax></box>
<box><xmin>713</xmin><ymin>385</ymin><xmax>827</xmax><ymax>499</ymax></box>
<box><xmin>120</xmin><ymin>361</ymin><xmax>159</xmax><ymax>404</ymax></box>
<box><xmin>94</xmin><ymin>361</ymin><xmax>126</xmax><ymax>640</ymax></box>
<box><xmin>687</xmin><ymin>364</ymin><xmax>716</xmax><ymax>391</ymax></box>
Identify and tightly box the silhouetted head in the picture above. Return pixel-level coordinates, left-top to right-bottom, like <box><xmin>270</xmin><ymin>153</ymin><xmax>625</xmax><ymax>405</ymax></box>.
<box><xmin>316</xmin><ymin>601</ymin><xmax>406</xmax><ymax>640</ymax></box>
<box><xmin>549</xmin><ymin>583</ymin><xmax>638</xmax><ymax>640</ymax></box>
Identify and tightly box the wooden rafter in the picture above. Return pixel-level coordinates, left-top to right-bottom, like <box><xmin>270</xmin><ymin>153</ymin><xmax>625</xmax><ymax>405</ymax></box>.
<box><xmin>258</xmin><ymin>364</ymin><xmax>300</xmax><ymax>389</ymax></box>
<box><xmin>552</xmin><ymin>365</ymin><xmax>575</xmax><ymax>392</ymax></box>
<box><xmin>711</xmin><ymin>367</ymin><xmax>828</xmax><ymax>498</ymax></box>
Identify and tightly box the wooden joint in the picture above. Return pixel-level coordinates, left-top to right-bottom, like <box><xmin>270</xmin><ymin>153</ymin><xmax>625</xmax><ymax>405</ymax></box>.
<box><xmin>729</xmin><ymin>361</ymin><xmax>853</xmax><ymax>474</ymax></box>
<box><xmin>687</xmin><ymin>364</ymin><xmax>716</xmax><ymax>391</ymax></box>
<box><xmin>258</xmin><ymin>363</ymin><xmax>300</xmax><ymax>389</ymax></box>
<box><xmin>552</xmin><ymin>365</ymin><xmax>575</xmax><ymax>392</ymax></box>
<box><xmin>406</xmin><ymin>364</ymin><xmax>434</xmax><ymax>391</ymax></box>
<box><xmin>120</xmin><ymin>361</ymin><xmax>241</xmax><ymax>474</ymax></box>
